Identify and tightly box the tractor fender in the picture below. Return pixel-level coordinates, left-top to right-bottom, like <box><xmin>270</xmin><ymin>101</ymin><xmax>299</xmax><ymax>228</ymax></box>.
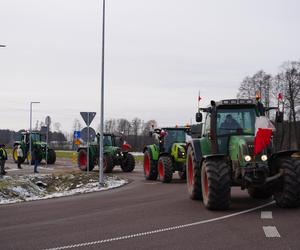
<box><xmin>187</xmin><ymin>139</ymin><xmax>202</xmax><ymax>163</ymax></box>
<box><xmin>143</xmin><ymin>144</ymin><xmax>159</xmax><ymax>161</ymax></box>
<box><xmin>77</xmin><ymin>146</ymin><xmax>87</xmax><ymax>152</ymax></box>
<box><xmin>269</xmin><ymin>150</ymin><xmax>300</xmax><ymax>165</ymax></box>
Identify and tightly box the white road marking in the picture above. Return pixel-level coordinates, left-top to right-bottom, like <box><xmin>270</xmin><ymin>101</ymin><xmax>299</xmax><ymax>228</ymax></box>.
<box><xmin>263</xmin><ymin>226</ymin><xmax>281</xmax><ymax>238</ymax></box>
<box><xmin>44</xmin><ymin>201</ymin><xmax>275</xmax><ymax>250</ymax></box>
<box><xmin>261</xmin><ymin>211</ymin><xmax>272</xmax><ymax>219</ymax></box>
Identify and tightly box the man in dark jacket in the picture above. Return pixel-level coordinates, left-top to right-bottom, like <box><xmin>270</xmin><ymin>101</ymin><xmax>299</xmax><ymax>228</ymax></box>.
<box><xmin>0</xmin><ymin>144</ymin><xmax>8</xmax><ymax>177</ymax></box>
<box><xmin>32</xmin><ymin>145</ymin><xmax>39</xmax><ymax>173</ymax></box>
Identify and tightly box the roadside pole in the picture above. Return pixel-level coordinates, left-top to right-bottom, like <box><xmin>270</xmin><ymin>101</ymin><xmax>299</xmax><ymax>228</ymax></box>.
<box><xmin>99</xmin><ymin>0</ymin><xmax>106</xmax><ymax>186</ymax></box>
<box><xmin>87</xmin><ymin>113</ymin><xmax>90</xmax><ymax>174</ymax></box>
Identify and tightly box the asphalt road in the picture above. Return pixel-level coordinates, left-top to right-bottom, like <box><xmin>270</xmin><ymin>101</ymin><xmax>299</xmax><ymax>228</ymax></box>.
<box><xmin>1</xmin><ymin>164</ymin><xmax>300</xmax><ymax>250</ymax></box>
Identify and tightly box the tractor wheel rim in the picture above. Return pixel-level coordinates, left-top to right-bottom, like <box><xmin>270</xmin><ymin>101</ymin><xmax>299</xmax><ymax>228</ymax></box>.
<box><xmin>203</xmin><ymin>167</ymin><xmax>209</xmax><ymax>198</ymax></box>
<box><xmin>79</xmin><ymin>153</ymin><xmax>87</xmax><ymax>170</ymax></box>
<box><xmin>13</xmin><ymin>149</ymin><xmax>18</xmax><ymax>161</ymax></box>
<box><xmin>188</xmin><ymin>155</ymin><xmax>194</xmax><ymax>187</ymax></box>
<box><xmin>144</xmin><ymin>154</ymin><xmax>150</xmax><ymax>176</ymax></box>
<box><xmin>158</xmin><ymin>160</ymin><xmax>164</xmax><ymax>179</ymax></box>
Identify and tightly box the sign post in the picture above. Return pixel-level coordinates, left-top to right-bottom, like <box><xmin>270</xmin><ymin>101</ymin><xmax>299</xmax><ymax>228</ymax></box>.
<box><xmin>45</xmin><ymin>116</ymin><xmax>51</xmax><ymax>167</ymax></box>
<box><xmin>80</xmin><ymin>112</ymin><xmax>96</xmax><ymax>174</ymax></box>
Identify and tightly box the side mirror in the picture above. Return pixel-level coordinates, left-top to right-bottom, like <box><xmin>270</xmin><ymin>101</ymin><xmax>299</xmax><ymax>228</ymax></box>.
<box><xmin>275</xmin><ymin>111</ymin><xmax>283</xmax><ymax>123</ymax></box>
<box><xmin>196</xmin><ymin>112</ymin><xmax>202</xmax><ymax>123</ymax></box>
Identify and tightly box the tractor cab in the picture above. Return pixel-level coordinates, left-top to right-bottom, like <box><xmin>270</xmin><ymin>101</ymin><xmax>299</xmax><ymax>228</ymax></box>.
<box><xmin>158</xmin><ymin>128</ymin><xmax>187</xmax><ymax>153</ymax></box>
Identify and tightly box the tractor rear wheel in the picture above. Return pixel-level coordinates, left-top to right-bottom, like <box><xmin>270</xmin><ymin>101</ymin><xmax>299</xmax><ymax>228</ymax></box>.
<box><xmin>78</xmin><ymin>148</ymin><xmax>95</xmax><ymax>171</ymax></box>
<box><xmin>121</xmin><ymin>153</ymin><xmax>135</xmax><ymax>172</ymax></box>
<box><xmin>186</xmin><ymin>145</ymin><xmax>202</xmax><ymax>200</ymax></box>
<box><xmin>158</xmin><ymin>156</ymin><xmax>173</xmax><ymax>183</ymax></box>
<box><xmin>201</xmin><ymin>158</ymin><xmax>231</xmax><ymax>210</ymax></box>
<box><xmin>103</xmin><ymin>154</ymin><xmax>114</xmax><ymax>173</ymax></box>
<box><xmin>274</xmin><ymin>157</ymin><xmax>300</xmax><ymax>208</ymax></box>
<box><xmin>143</xmin><ymin>150</ymin><xmax>158</xmax><ymax>180</ymax></box>
<box><xmin>248</xmin><ymin>187</ymin><xmax>273</xmax><ymax>199</ymax></box>
<box><xmin>47</xmin><ymin>149</ymin><xmax>56</xmax><ymax>164</ymax></box>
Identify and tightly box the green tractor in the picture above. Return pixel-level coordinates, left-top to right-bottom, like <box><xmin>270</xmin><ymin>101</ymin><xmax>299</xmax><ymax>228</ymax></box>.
<box><xmin>12</xmin><ymin>131</ymin><xmax>56</xmax><ymax>164</ymax></box>
<box><xmin>77</xmin><ymin>133</ymin><xmax>135</xmax><ymax>173</ymax></box>
<box><xmin>187</xmin><ymin>98</ymin><xmax>300</xmax><ymax>210</ymax></box>
<box><xmin>143</xmin><ymin>127</ymin><xmax>189</xmax><ymax>183</ymax></box>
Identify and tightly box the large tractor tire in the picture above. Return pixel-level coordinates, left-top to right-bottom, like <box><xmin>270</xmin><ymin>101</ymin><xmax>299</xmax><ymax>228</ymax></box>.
<box><xmin>158</xmin><ymin>156</ymin><xmax>173</xmax><ymax>183</ymax></box>
<box><xmin>47</xmin><ymin>149</ymin><xmax>56</xmax><ymax>164</ymax></box>
<box><xmin>121</xmin><ymin>153</ymin><xmax>135</xmax><ymax>172</ymax></box>
<box><xmin>78</xmin><ymin>148</ymin><xmax>95</xmax><ymax>171</ymax></box>
<box><xmin>186</xmin><ymin>145</ymin><xmax>202</xmax><ymax>200</ymax></box>
<box><xmin>201</xmin><ymin>158</ymin><xmax>231</xmax><ymax>210</ymax></box>
<box><xmin>103</xmin><ymin>154</ymin><xmax>114</xmax><ymax>173</ymax></box>
<box><xmin>143</xmin><ymin>150</ymin><xmax>158</xmax><ymax>180</ymax></box>
<box><xmin>248</xmin><ymin>187</ymin><xmax>273</xmax><ymax>199</ymax></box>
<box><xmin>274</xmin><ymin>157</ymin><xmax>300</xmax><ymax>208</ymax></box>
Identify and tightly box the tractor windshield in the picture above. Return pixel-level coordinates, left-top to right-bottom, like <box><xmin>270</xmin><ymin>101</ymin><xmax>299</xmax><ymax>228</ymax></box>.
<box><xmin>163</xmin><ymin>129</ymin><xmax>186</xmax><ymax>152</ymax></box>
<box><xmin>30</xmin><ymin>133</ymin><xmax>41</xmax><ymax>142</ymax></box>
<box><xmin>217</xmin><ymin>108</ymin><xmax>256</xmax><ymax>136</ymax></box>
<box><xmin>103</xmin><ymin>135</ymin><xmax>113</xmax><ymax>146</ymax></box>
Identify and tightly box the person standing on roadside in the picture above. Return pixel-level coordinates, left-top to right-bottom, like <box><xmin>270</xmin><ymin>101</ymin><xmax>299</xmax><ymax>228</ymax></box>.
<box><xmin>0</xmin><ymin>144</ymin><xmax>8</xmax><ymax>177</ymax></box>
<box><xmin>32</xmin><ymin>145</ymin><xmax>39</xmax><ymax>173</ymax></box>
<box><xmin>17</xmin><ymin>145</ymin><xmax>23</xmax><ymax>169</ymax></box>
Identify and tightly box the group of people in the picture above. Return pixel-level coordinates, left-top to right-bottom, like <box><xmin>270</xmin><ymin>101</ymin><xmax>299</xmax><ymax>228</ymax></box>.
<box><xmin>0</xmin><ymin>144</ymin><xmax>40</xmax><ymax>177</ymax></box>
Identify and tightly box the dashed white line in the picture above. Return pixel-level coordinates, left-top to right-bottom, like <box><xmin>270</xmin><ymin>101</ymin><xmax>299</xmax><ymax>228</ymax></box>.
<box><xmin>263</xmin><ymin>226</ymin><xmax>281</xmax><ymax>238</ymax></box>
<box><xmin>44</xmin><ymin>201</ymin><xmax>275</xmax><ymax>250</ymax></box>
<box><xmin>261</xmin><ymin>211</ymin><xmax>273</xmax><ymax>219</ymax></box>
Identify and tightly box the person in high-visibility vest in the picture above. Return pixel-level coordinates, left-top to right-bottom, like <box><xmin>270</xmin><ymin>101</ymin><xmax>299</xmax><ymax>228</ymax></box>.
<box><xmin>0</xmin><ymin>144</ymin><xmax>8</xmax><ymax>177</ymax></box>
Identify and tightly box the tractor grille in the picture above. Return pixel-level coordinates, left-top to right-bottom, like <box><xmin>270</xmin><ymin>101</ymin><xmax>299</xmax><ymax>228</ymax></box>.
<box><xmin>247</xmin><ymin>144</ymin><xmax>254</xmax><ymax>157</ymax></box>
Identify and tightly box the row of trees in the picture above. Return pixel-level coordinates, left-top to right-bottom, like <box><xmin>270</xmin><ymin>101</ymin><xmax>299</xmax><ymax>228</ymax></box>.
<box><xmin>237</xmin><ymin>60</ymin><xmax>300</xmax><ymax>149</ymax></box>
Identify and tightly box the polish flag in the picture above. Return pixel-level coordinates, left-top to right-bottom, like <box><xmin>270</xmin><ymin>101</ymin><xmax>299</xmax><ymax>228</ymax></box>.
<box><xmin>254</xmin><ymin>116</ymin><xmax>275</xmax><ymax>156</ymax></box>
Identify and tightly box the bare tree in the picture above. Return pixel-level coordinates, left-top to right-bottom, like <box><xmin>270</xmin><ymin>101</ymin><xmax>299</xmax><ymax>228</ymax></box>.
<box><xmin>72</xmin><ymin>119</ymin><xmax>82</xmax><ymax>132</ymax></box>
<box><xmin>142</xmin><ymin>120</ymin><xmax>158</xmax><ymax>136</ymax></box>
<box><xmin>53</xmin><ymin>122</ymin><xmax>62</xmax><ymax>132</ymax></box>
<box><xmin>116</xmin><ymin>119</ymin><xmax>131</xmax><ymax>136</ymax></box>
<box><xmin>276</xmin><ymin>61</ymin><xmax>300</xmax><ymax>148</ymax></box>
<box><xmin>104</xmin><ymin>119</ymin><xmax>116</xmax><ymax>133</ymax></box>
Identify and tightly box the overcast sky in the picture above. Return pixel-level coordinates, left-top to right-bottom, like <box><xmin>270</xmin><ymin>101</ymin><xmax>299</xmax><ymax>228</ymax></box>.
<box><xmin>1</xmin><ymin>0</ymin><xmax>300</xmax><ymax>133</ymax></box>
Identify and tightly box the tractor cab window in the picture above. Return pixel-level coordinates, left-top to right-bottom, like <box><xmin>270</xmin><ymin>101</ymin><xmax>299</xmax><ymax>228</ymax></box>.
<box><xmin>30</xmin><ymin>133</ymin><xmax>41</xmax><ymax>142</ymax></box>
<box><xmin>103</xmin><ymin>136</ymin><xmax>113</xmax><ymax>146</ymax></box>
<box><xmin>163</xmin><ymin>130</ymin><xmax>186</xmax><ymax>152</ymax></box>
<box><xmin>203</xmin><ymin>113</ymin><xmax>211</xmax><ymax>137</ymax></box>
<box><xmin>217</xmin><ymin>108</ymin><xmax>256</xmax><ymax>136</ymax></box>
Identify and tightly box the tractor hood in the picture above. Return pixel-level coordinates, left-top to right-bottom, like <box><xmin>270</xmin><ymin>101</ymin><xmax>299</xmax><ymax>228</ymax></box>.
<box><xmin>229</xmin><ymin>135</ymin><xmax>267</xmax><ymax>167</ymax></box>
<box><xmin>171</xmin><ymin>142</ymin><xmax>186</xmax><ymax>162</ymax></box>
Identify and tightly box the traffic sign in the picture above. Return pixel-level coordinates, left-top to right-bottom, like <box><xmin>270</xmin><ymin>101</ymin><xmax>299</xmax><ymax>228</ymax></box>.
<box><xmin>73</xmin><ymin>131</ymin><xmax>81</xmax><ymax>139</ymax></box>
<box><xmin>81</xmin><ymin>127</ymin><xmax>96</xmax><ymax>142</ymax></box>
<box><xmin>80</xmin><ymin>112</ymin><xmax>96</xmax><ymax>126</ymax></box>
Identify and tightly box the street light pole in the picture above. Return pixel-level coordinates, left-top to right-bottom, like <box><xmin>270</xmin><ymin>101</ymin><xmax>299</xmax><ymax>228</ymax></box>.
<box><xmin>29</xmin><ymin>102</ymin><xmax>40</xmax><ymax>164</ymax></box>
<box><xmin>0</xmin><ymin>45</ymin><xmax>6</xmax><ymax>47</ymax></box>
<box><xmin>99</xmin><ymin>0</ymin><xmax>106</xmax><ymax>186</ymax></box>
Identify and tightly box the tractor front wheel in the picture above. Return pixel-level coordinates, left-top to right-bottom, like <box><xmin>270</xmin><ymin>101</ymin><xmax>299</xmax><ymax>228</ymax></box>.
<box><xmin>143</xmin><ymin>150</ymin><xmax>158</xmax><ymax>180</ymax></box>
<box><xmin>201</xmin><ymin>158</ymin><xmax>231</xmax><ymax>210</ymax></box>
<box><xmin>186</xmin><ymin>146</ymin><xmax>202</xmax><ymax>200</ymax></box>
<box><xmin>158</xmin><ymin>156</ymin><xmax>173</xmax><ymax>183</ymax></box>
<box><xmin>47</xmin><ymin>149</ymin><xmax>56</xmax><ymax>164</ymax></box>
<box><xmin>273</xmin><ymin>157</ymin><xmax>300</xmax><ymax>208</ymax></box>
<box><xmin>121</xmin><ymin>153</ymin><xmax>135</xmax><ymax>172</ymax></box>
<box><xmin>77</xmin><ymin>148</ymin><xmax>95</xmax><ymax>171</ymax></box>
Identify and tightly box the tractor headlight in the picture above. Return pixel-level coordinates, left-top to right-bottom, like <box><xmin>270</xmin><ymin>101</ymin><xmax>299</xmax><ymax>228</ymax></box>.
<box><xmin>261</xmin><ymin>155</ymin><xmax>268</xmax><ymax>161</ymax></box>
<box><xmin>244</xmin><ymin>155</ymin><xmax>252</xmax><ymax>162</ymax></box>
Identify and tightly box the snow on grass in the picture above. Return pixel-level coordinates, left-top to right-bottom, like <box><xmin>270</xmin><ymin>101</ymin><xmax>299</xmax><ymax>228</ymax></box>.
<box><xmin>0</xmin><ymin>174</ymin><xmax>127</xmax><ymax>205</ymax></box>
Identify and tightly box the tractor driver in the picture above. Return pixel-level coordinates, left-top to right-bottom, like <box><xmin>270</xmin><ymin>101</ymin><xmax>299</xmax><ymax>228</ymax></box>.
<box><xmin>219</xmin><ymin>114</ymin><xmax>241</xmax><ymax>133</ymax></box>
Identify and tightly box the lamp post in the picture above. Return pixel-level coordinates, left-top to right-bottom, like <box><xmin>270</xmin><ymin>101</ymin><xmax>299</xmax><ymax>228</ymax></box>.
<box><xmin>0</xmin><ymin>45</ymin><xmax>6</xmax><ymax>47</ymax></box>
<box><xmin>29</xmin><ymin>102</ymin><xmax>40</xmax><ymax>164</ymax></box>
<box><xmin>99</xmin><ymin>0</ymin><xmax>106</xmax><ymax>186</ymax></box>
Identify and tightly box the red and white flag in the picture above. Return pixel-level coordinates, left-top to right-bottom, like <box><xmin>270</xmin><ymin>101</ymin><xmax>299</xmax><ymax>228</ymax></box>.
<box><xmin>254</xmin><ymin>116</ymin><xmax>275</xmax><ymax>156</ymax></box>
